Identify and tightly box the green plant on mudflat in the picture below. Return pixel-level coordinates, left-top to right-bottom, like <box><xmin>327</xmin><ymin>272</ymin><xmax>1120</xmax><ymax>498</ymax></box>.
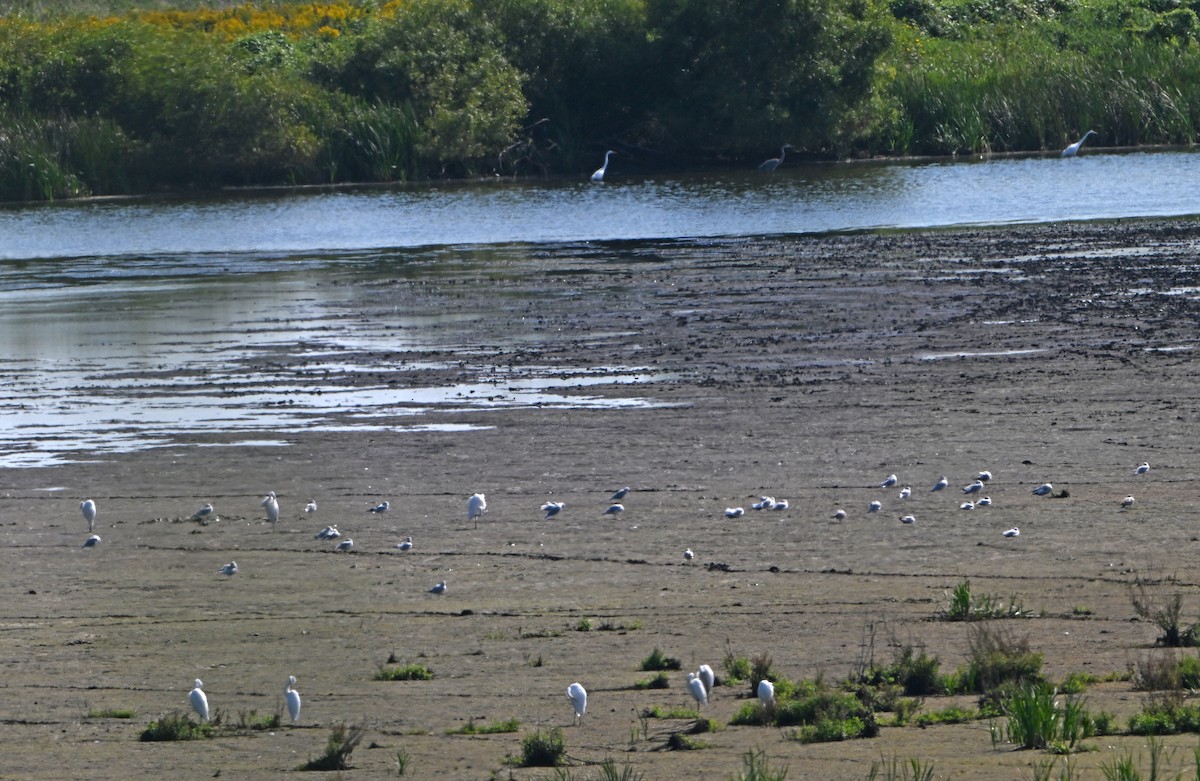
<box><xmin>866</xmin><ymin>754</ymin><xmax>936</xmax><ymax>781</ymax></box>
<box><xmin>299</xmin><ymin>723</ymin><xmax>365</xmax><ymax>771</ymax></box>
<box><xmin>998</xmin><ymin>683</ymin><xmax>1094</xmax><ymax>752</ymax></box>
<box><xmin>732</xmin><ymin>749</ymin><xmax>788</xmax><ymax>781</ymax></box>
<box><xmin>639</xmin><ymin>647</ymin><xmax>682</xmax><ymax>672</ymax></box>
<box><xmin>446</xmin><ymin>717</ymin><xmax>520</xmax><ymax>735</ymax></box>
<box><xmin>1129</xmin><ymin>574</ymin><xmax>1200</xmax><ymax>648</ymax></box>
<box><xmin>139</xmin><ymin>713</ymin><xmax>212</xmax><ymax>741</ymax></box>
<box><xmin>943</xmin><ymin>579</ymin><xmax>1025</xmax><ymax>621</ymax></box>
<box><xmin>953</xmin><ymin>623</ymin><xmax>1043</xmax><ymax>695</ymax></box>
<box><xmin>518</xmin><ymin>726</ymin><xmax>566</xmax><ymax>767</ymax></box>
<box><xmin>632</xmin><ymin>672</ymin><xmax>670</xmax><ymax>690</ymax></box>
<box><xmin>375</xmin><ymin>663</ymin><xmax>434</xmax><ymax>681</ymax></box>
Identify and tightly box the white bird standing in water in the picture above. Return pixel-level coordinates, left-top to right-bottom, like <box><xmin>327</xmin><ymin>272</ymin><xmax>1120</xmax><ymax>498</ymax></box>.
<box><xmin>541</xmin><ymin>501</ymin><xmax>564</xmax><ymax>520</ymax></box>
<box><xmin>80</xmin><ymin>499</ymin><xmax>97</xmax><ymax>533</ymax></box>
<box><xmin>468</xmin><ymin>493</ymin><xmax>486</xmax><ymax>528</ymax></box>
<box><xmin>218</xmin><ymin>561</ymin><xmax>238</xmax><ymax>576</ymax></box>
<box><xmin>192</xmin><ymin>503</ymin><xmax>214</xmax><ymax>521</ymax></box>
<box><xmin>698</xmin><ymin>664</ymin><xmax>715</xmax><ymax>697</ymax></box>
<box><xmin>687</xmin><ymin>672</ymin><xmax>708</xmax><ymax>707</ymax></box>
<box><xmin>758</xmin><ymin>144</ymin><xmax>793</xmax><ymax>173</ymax></box>
<box><xmin>396</xmin><ymin>536</ymin><xmax>413</xmax><ymax>551</ymax></box>
<box><xmin>567</xmin><ymin>682</ymin><xmax>587</xmax><ymax>725</ymax></box>
<box><xmin>724</xmin><ymin>507</ymin><xmax>745</xmax><ymax>518</ymax></box>
<box><xmin>285</xmin><ymin>675</ymin><xmax>301</xmax><ymax>722</ymax></box>
<box><xmin>1061</xmin><ymin>130</ymin><xmax>1097</xmax><ymax>157</ymax></box>
<box><xmin>591</xmin><ymin>150</ymin><xmax>615</xmax><ymax>182</ymax></box>
<box><xmin>189</xmin><ymin>679</ymin><xmax>209</xmax><ymax>722</ymax></box>
<box><xmin>261</xmin><ymin>491</ymin><xmax>279</xmax><ymax>526</ymax></box>
<box><xmin>758</xmin><ymin>679</ymin><xmax>775</xmax><ymax>708</ymax></box>
<box><xmin>1136</xmin><ymin>462</ymin><xmax>1150</xmax><ymax>475</ymax></box>
<box><xmin>82</xmin><ymin>534</ymin><xmax>101</xmax><ymax>548</ymax></box>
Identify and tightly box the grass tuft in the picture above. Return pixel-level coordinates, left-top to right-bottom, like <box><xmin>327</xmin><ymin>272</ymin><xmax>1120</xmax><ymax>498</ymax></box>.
<box><xmin>375</xmin><ymin>663</ymin><xmax>434</xmax><ymax>681</ymax></box>
<box><xmin>299</xmin><ymin>723</ymin><xmax>365</xmax><ymax>771</ymax></box>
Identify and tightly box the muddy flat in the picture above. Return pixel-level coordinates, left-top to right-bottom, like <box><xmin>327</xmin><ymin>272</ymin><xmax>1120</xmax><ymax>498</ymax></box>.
<box><xmin>6</xmin><ymin>220</ymin><xmax>1200</xmax><ymax>779</ymax></box>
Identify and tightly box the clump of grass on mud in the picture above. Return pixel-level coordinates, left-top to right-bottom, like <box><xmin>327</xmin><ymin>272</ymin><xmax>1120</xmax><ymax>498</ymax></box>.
<box><xmin>300</xmin><ymin>723</ymin><xmax>365</xmax><ymax>771</ymax></box>
<box><xmin>518</xmin><ymin>727</ymin><xmax>566</xmax><ymax>767</ymax></box>
<box><xmin>139</xmin><ymin>713</ymin><xmax>213</xmax><ymax>741</ymax></box>
<box><xmin>733</xmin><ymin>749</ymin><xmax>788</xmax><ymax>781</ymax></box>
<box><xmin>87</xmin><ymin>708</ymin><xmax>136</xmax><ymax>719</ymax></box>
<box><xmin>639</xmin><ymin>647</ymin><xmax>682</xmax><ymax>672</ymax></box>
<box><xmin>376</xmin><ymin>663</ymin><xmax>434</xmax><ymax>681</ymax></box>
<box><xmin>943</xmin><ymin>579</ymin><xmax>1025</xmax><ymax>621</ymax></box>
<box><xmin>632</xmin><ymin>672</ymin><xmax>670</xmax><ymax>690</ymax></box>
<box><xmin>1129</xmin><ymin>573</ymin><xmax>1200</xmax><ymax>647</ymax></box>
<box><xmin>446</xmin><ymin>717</ymin><xmax>520</xmax><ymax>735</ymax></box>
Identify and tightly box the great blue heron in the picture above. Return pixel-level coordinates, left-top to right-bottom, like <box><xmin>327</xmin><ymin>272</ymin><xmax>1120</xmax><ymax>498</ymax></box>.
<box><xmin>758</xmin><ymin>144</ymin><xmax>793</xmax><ymax>172</ymax></box>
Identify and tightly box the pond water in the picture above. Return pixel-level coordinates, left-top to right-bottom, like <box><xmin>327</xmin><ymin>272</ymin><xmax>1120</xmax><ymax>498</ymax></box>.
<box><xmin>2</xmin><ymin>150</ymin><xmax>1198</xmax><ymax>468</ymax></box>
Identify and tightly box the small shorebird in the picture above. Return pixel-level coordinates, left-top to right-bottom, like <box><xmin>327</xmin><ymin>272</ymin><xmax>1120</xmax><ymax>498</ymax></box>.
<box><xmin>369</xmin><ymin>500</ymin><xmax>390</xmax><ymax>514</ymax></box>
<box><xmin>1032</xmin><ymin>483</ymin><xmax>1053</xmax><ymax>496</ymax></box>
<box><xmin>932</xmin><ymin>477</ymin><xmax>949</xmax><ymax>492</ymax></box>
<box><xmin>396</xmin><ymin>536</ymin><xmax>413</xmax><ymax>551</ymax></box>
<box><xmin>868</xmin><ymin>501</ymin><xmax>882</xmax><ymax>513</ymax></box>
<box><xmin>541</xmin><ymin>501</ymin><xmax>564</xmax><ymax>520</ymax></box>
<box><xmin>1122</xmin><ymin>495</ymin><xmax>1135</xmax><ymax>509</ymax></box>
<box><xmin>1136</xmin><ymin>462</ymin><xmax>1150</xmax><ymax>475</ymax></box>
<box><xmin>218</xmin><ymin>561</ymin><xmax>238</xmax><ymax>576</ymax></box>
<box><xmin>1003</xmin><ymin>527</ymin><xmax>1020</xmax><ymax>537</ymax></box>
<box><xmin>724</xmin><ymin>507</ymin><xmax>745</xmax><ymax>518</ymax></box>
<box><xmin>881</xmin><ymin>474</ymin><xmax>898</xmax><ymax>488</ymax></box>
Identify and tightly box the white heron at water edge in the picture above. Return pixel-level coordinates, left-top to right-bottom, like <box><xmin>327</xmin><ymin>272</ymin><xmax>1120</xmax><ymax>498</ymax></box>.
<box><xmin>80</xmin><ymin>499</ymin><xmax>97</xmax><ymax>533</ymax></box>
<box><xmin>758</xmin><ymin>679</ymin><xmax>775</xmax><ymax>708</ymax></box>
<box><xmin>1032</xmin><ymin>483</ymin><xmax>1053</xmax><ymax>496</ymax></box>
<box><xmin>567</xmin><ymin>682</ymin><xmax>587</xmax><ymax>725</ymax></box>
<box><xmin>698</xmin><ymin>664</ymin><xmax>715</xmax><ymax>697</ymax></box>
<box><xmin>468</xmin><ymin>493</ymin><xmax>486</xmax><ymax>528</ymax></box>
<box><xmin>542</xmin><ymin>501</ymin><xmax>564</xmax><ymax>520</ymax></box>
<box><xmin>1061</xmin><ymin>130</ymin><xmax>1097</xmax><ymax>157</ymax></box>
<box><xmin>369</xmin><ymin>500</ymin><xmax>390</xmax><ymax>514</ymax></box>
<box><xmin>82</xmin><ymin>534</ymin><xmax>101</xmax><ymax>548</ymax></box>
<box><xmin>591</xmin><ymin>150</ymin><xmax>615</xmax><ymax>182</ymax></box>
<box><xmin>396</xmin><ymin>536</ymin><xmax>413</xmax><ymax>551</ymax></box>
<box><xmin>189</xmin><ymin>679</ymin><xmax>209</xmax><ymax>722</ymax></box>
<box><xmin>758</xmin><ymin>144</ymin><xmax>793</xmax><ymax>173</ymax></box>
<box><xmin>429</xmin><ymin>580</ymin><xmax>447</xmax><ymax>594</ymax></box>
<box><xmin>686</xmin><ymin>672</ymin><xmax>708</xmax><ymax>707</ymax></box>
<box><xmin>285</xmin><ymin>675</ymin><xmax>301</xmax><ymax>722</ymax></box>
<box><xmin>261</xmin><ymin>491</ymin><xmax>279</xmax><ymax>526</ymax></box>
<box><xmin>218</xmin><ymin>561</ymin><xmax>238</xmax><ymax>576</ymax></box>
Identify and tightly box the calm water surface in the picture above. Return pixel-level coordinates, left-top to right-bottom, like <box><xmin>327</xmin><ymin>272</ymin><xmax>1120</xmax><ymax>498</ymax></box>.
<box><xmin>2</xmin><ymin>151</ymin><xmax>1197</xmax><ymax>468</ymax></box>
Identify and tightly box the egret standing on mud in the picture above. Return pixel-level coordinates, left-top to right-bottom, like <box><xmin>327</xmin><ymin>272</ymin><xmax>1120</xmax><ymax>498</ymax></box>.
<box><xmin>261</xmin><ymin>491</ymin><xmax>279</xmax><ymax>526</ymax></box>
<box><xmin>758</xmin><ymin>679</ymin><xmax>776</xmax><ymax>708</ymax></box>
<box><xmin>80</xmin><ymin>499</ymin><xmax>97</xmax><ymax>533</ymax></box>
<box><xmin>591</xmin><ymin>150</ymin><xmax>615</xmax><ymax>182</ymax></box>
<box><xmin>285</xmin><ymin>675</ymin><xmax>301</xmax><ymax>722</ymax></box>
<box><xmin>189</xmin><ymin>679</ymin><xmax>209</xmax><ymax>722</ymax></box>
<box><xmin>698</xmin><ymin>664</ymin><xmax>715</xmax><ymax>697</ymax></box>
<box><xmin>687</xmin><ymin>672</ymin><xmax>708</xmax><ymax>707</ymax></box>
<box><xmin>567</xmin><ymin>682</ymin><xmax>587</xmax><ymax>724</ymax></box>
<box><xmin>468</xmin><ymin>493</ymin><xmax>486</xmax><ymax>528</ymax></box>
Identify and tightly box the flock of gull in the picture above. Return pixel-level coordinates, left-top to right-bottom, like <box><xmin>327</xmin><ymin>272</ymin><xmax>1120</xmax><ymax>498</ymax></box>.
<box><xmin>73</xmin><ymin>459</ymin><xmax>1151</xmax><ymax>724</ymax></box>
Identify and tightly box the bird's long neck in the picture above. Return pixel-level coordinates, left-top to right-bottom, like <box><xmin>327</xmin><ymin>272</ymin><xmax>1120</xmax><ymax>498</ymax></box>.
<box><xmin>779</xmin><ymin>146</ymin><xmax>787</xmax><ymax>162</ymax></box>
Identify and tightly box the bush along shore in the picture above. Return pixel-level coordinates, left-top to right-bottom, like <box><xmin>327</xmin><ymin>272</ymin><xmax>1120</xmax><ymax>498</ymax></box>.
<box><xmin>2</xmin><ymin>0</ymin><xmax>1200</xmax><ymax>201</ymax></box>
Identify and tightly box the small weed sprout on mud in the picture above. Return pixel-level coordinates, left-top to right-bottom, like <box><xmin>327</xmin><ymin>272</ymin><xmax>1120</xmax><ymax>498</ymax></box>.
<box><xmin>395</xmin><ymin>748</ymin><xmax>410</xmax><ymax>776</ymax></box>
<box><xmin>944</xmin><ymin>580</ymin><xmax>1025</xmax><ymax>621</ymax></box>
<box><xmin>235</xmin><ymin>708</ymin><xmax>281</xmax><ymax>732</ymax></box>
<box><xmin>595</xmin><ymin>758</ymin><xmax>647</xmax><ymax>781</ymax></box>
<box><xmin>1129</xmin><ymin>573</ymin><xmax>1200</xmax><ymax>647</ymax></box>
<box><xmin>446</xmin><ymin>717</ymin><xmax>520</xmax><ymax>735</ymax></box>
<box><xmin>575</xmin><ymin>617</ymin><xmax>593</xmax><ymax>631</ymax></box>
<box><xmin>519</xmin><ymin>726</ymin><xmax>566</xmax><ymax>767</ymax></box>
<box><xmin>639</xmin><ymin>647</ymin><xmax>682</xmax><ymax>671</ymax></box>
<box><xmin>300</xmin><ymin>723</ymin><xmax>365</xmax><ymax>771</ymax></box>
<box><xmin>375</xmin><ymin>663</ymin><xmax>434</xmax><ymax>681</ymax></box>
<box><xmin>723</xmin><ymin>640</ymin><xmax>753</xmax><ymax>685</ymax></box>
<box><xmin>1098</xmin><ymin>736</ymin><xmax>1183</xmax><ymax>781</ymax></box>
<box><xmin>866</xmin><ymin>754</ymin><xmax>936</xmax><ymax>781</ymax></box>
<box><xmin>139</xmin><ymin>712</ymin><xmax>213</xmax><ymax>741</ymax></box>
<box><xmin>1029</xmin><ymin>756</ymin><xmax>1079</xmax><ymax>781</ymax></box>
<box><xmin>733</xmin><ymin>749</ymin><xmax>788</xmax><ymax>781</ymax></box>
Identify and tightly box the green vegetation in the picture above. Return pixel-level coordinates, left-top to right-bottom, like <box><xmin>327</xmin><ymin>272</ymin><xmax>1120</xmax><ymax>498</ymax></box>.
<box><xmin>6</xmin><ymin>0</ymin><xmax>1200</xmax><ymax>201</ymax></box>
<box><xmin>375</xmin><ymin>663</ymin><xmax>434</xmax><ymax>681</ymax></box>
<box><xmin>943</xmin><ymin>579</ymin><xmax>1025</xmax><ymax>621</ymax></box>
<box><xmin>632</xmin><ymin>672</ymin><xmax>670</xmax><ymax>690</ymax></box>
<box><xmin>732</xmin><ymin>749</ymin><xmax>789</xmax><ymax>781</ymax></box>
<box><xmin>1130</xmin><ymin>574</ymin><xmax>1200</xmax><ymax>647</ymax></box>
<box><xmin>996</xmin><ymin>683</ymin><xmax>1095</xmax><ymax>752</ymax></box>
<box><xmin>139</xmin><ymin>712</ymin><xmax>213</xmax><ymax>740</ymax></box>
<box><xmin>866</xmin><ymin>755</ymin><xmax>937</xmax><ymax>781</ymax></box>
<box><xmin>638</xmin><ymin>647</ymin><xmax>682</xmax><ymax>672</ymax></box>
<box><xmin>300</xmin><ymin>723</ymin><xmax>365</xmax><ymax>771</ymax></box>
<box><xmin>86</xmin><ymin>707</ymin><xmax>136</xmax><ymax>718</ymax></box>
<box><xmin>518</xmin><ymin>727</ymin><xmax>566</xmax><ymax>767</ymax></box>
<box><xmin>446</xmin><ymin>717</ymin><xmax>520</xmax><ymax>734</ymax></box>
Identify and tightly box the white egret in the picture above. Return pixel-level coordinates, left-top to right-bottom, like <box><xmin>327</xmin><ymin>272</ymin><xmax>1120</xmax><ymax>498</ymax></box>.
<box><xmin>285</xmin><ymin>675</ymin><xmax>301</xmax><ymax>722</ymax></box>
<box><xmin>1061</xmin><ymin>130</ymin><xmax>1096</xmax><ymax>157</ymax></box>
<box><xmin>881</xmin><ymin>474</ymin><xmax>898</xmax><ymax>488</ymax></box>
<box><xmin>960</xmin><ymin>501</ymin><xmax>975</xmax><ymax>511</ymax></box>
<box><xmin>429</xmin><ymin>580</ymin><xmax>447</xmax><ymax>594</ymax></box>
<box><xmin>567</xmin><ymin>682</ymin><xmax>587</xmax><ymax>724</ymax></box>
<box><xmin>396</xmin><ymin>536</ymin><xmax>413</xmax><ymax>551</ymax></box>
<box><xmin>899</xmin><ymin>486</ymin><xmax>912</xmax><ymax>500</ymax></box>
<box><xmin>758</xmin><ymin>144</ymin><xmax>793</xmax><ymax>173</ymax></box>
<box><xmin>368</xmin><ymin>500</ymin><xmax>390</xmax><ymax>514</ymax></box>
<box><xmin>724</xmin><ymin>507</ymin><xmax>745</xmax><ymax>518</ymax></box>
<box><xmin>192</xmin><ymin>503</ymin><xmax>215</xmax><ymax>521</ymax></box>
<box><xmin>603</xmin><ymin>503</ymin><xmax>624</xmax><ymax>516</ymax></box>
<box><xmin>686</xmin><ymin>672</ymin><xmax>708</xmax><ymax>707</ymax></box>
<box><xmin>468</xmin><ymin>493</ymin><xmax>487</xmax><ymax>528</ymax></box>
<box><xmin>335</xmin><ymin>538</ymin><xmax>354</xmax><ymax>552</ymax></box>
<box><xmin>868</xmin><ymin>500</ymin><xmax>882</xmax><ymax>513</ymax></box>
<box><xmin>1003</xmin><ymin>527</ymin><xmax>1020</xmax><ymax>537</ymax></box>
<box><xmin>1032</xmin><ymin>483</ymin><xmax>1053</xmax><ymax>496</ymax></box>
<box><xmin>1122</xmin><ymin>495</ymin><xmax>1135</xmax><ymax>508</ymax></box>
<box><xmin>218</xmin><ymin>561</ymin><xmax>238</xmax><ymax>576</ymax></box>
<box><xmin>80</xmin><ymin>499</ymin><xmax>97</xmax><ymax>533</ymax></box>
<box><xmin>771</xmin><ymin>499</ymin><xmax>789</xmax><ymax>511</ymax></box>
<box><xmin>305</xmin><ymin>499</ymin><xmax>318</xmax><ymax>513</ymax></box>
<box><xmin>591</xmin><ymin>150</ymin><xmax>615</xmax><ymax>182</ymax></box>
<box><xmin>977</xmin><ymin>470</ymin><xmax>993</xmax><ymax>482</ymax></box>
<box><xmin>1136</xmin><ymin>462</ymin><xmax>1150</xmax><ymax>475</ymax></box>
<box><xmin>261</xmin><ymin>491</ymin><xmax>279</xmax><ymax>526</ymax></box>
<box><xmin>189</xmin><ymin>679</ymin><xmax>209</xmax><ymax>722</ymax></box>
<box><xmin>698</xmin><ymin>664</ymin><xmax>715</xmax><ymax>697</ymax></box>
<box><xmin>610</xmin><ymin>486</ymin><xmax>631</xmax><ymax>501</ymax></box>
<box><xmin>977</xmin><ymin>496</ymin><xmax>992</xmax><ymax>507</ymax></box>
<box><xmin>963</xmin><ymin>480</ymin><xmax>984</xmax><ymax>494</ymax></box>
<box><xmin>542</xmin><ymin>501</ymin><xmax>564</xmax><ymax>520</ymax></box>
<box><xmin>82</xmin><ymin>534</ymin><xmax>101</xmax><ymax>548</ymax></box>
<box><xmin>684</xmin><ymin>548</ymin><xmax>694</xmax><ymax>560</ymax></box>
<box><xmin>900</xmin><ymin>514</ymin><xmax>916</xmax><ymax>524</ymax></box>
<box><xmin>752</xmin><ymin>496</ymin><xmax>775</xmax><ymax>510</ymax></box>
<box><xmin>757</xmin><ymin>679</ymin><xmax>775</xmax><ymax>708</ymax></box>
